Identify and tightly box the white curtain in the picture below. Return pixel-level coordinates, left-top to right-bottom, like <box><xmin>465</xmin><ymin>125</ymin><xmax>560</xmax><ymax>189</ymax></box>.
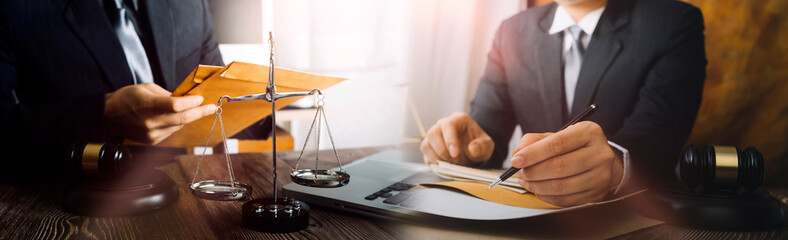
<box><xmin>404</xmin><ymin>0</ymin><xmax>521</xmax><ymax>167</ymax></box>
<box><xmin>405</xmin><ymin>0</ymin><xmax>520</xmax><ymax>136</ymax></box>
<box><xmin>218</xmin><ymin>0</ymin><xmax>522</xmax><ymax>151</ymax></box>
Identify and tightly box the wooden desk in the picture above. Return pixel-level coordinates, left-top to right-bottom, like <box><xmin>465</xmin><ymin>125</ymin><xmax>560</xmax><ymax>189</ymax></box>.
<box><xmin>1</xmin><ymin>146</ymin><xmax>786</xmax><ymax>239</ymax></box>
<box><xmin>0</xmin><ymin>147</ymin><xmax>398</xmax><ymax>239</ymax></box>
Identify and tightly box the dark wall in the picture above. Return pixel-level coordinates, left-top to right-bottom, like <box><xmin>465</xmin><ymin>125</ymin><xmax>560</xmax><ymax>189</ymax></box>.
<box><xmin>683</xmin><ymin>0</ymin><xmax>788</xmax><ymax>185</ymax></box>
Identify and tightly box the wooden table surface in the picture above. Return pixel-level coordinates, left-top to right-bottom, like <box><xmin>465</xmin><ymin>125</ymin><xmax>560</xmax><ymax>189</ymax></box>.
<box><xmin>0</xmin><ymin>146</ymin><xmax>786</xmax><ymax>239</ymax></box>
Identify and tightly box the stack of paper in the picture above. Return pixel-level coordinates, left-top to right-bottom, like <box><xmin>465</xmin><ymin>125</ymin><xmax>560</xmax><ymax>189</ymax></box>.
<box><xmin>430</xmin><ymin>160</ymin><xmax>527</xmax><ymax>193</ymax></box>
<box><xmin>155</xmin><ymin>61</ymin><xmax>346</xmax><ymax>148</ymax></box>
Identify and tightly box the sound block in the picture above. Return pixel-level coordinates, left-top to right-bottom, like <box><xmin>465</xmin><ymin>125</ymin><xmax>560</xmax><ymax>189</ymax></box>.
<box><xmin>63</xmin><ymin>170</ymin><xmax>179</xmax><ymax>216</ymax></box>
<box><xmin>242</xmin><ymin>197</ymin><xmax>310</xmax><ymax>233</ymax></box>
<box><xmin>636</xmin><ymin>189</ymin><xmax>784</xmax><ymax>230</ymax></box>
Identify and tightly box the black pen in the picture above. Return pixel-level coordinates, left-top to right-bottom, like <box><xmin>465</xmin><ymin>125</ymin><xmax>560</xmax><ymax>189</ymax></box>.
<box><xmin>487</xmin><ymin>104</ymin><xmax>599</xmax><ymax>190</ymax></box>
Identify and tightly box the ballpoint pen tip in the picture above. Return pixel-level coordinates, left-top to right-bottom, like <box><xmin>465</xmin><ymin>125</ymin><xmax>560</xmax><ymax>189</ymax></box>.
<box><xmin>488</xmin><ymin>179</ymin><xmax>501</xmax><ymax>190</ymax></box>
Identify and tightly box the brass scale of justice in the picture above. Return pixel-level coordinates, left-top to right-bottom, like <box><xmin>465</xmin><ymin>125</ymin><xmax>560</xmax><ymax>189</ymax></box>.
<box><xmin>188</xmin><ymin>33</ymin><xmax>349</xmax><ymax>233</ymax></box>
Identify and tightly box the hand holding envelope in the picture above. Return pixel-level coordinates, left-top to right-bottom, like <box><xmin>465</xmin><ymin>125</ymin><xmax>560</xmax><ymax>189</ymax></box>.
<box><xmin>118</xmin><ymin>61</ymin><xmax>345</xmax><ymax>148</ymax></box>
<box><xmin>105</xmin><ymin>83</ymin><xmax>218</xmax><ymax>145</ymax></box>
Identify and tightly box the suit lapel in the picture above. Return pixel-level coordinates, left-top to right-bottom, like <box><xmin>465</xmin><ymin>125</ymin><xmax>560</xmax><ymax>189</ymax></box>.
<box><xmin>535</xmin><ymin>4</ymin><xmax>564</xmax><ymax>131</ymax></box>
<box><xmin>144</xmin><ymin>0</ymin><xmax>176</xmax><ymax>90</ymax></box>
<box><xmin>64</xmin><ymin>0</ymin><xmax>133</xmax><ymax>90</ymax></box>
<box><xmin>570</xmin><ymin>0</ymin><xmax>630</xmax><ymax>116</ymax></box>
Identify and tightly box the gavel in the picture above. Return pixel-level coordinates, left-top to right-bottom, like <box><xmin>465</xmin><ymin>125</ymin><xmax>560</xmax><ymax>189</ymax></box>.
<box><xmin>65</xmin><ymin>142</ymin><xmax>133</xmax><ymax>179</ymax></box>
<box><xmin>678</xmin><ymin>145</ymin><xmax>764</xmax><ymax>193</ymax></box>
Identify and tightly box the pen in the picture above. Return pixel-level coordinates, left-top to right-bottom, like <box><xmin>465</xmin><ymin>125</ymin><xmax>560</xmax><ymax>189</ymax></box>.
<box><xmin>487</xmin><ymin>104</ymin><xmax>598</xmax><ymax>190</ymax></box>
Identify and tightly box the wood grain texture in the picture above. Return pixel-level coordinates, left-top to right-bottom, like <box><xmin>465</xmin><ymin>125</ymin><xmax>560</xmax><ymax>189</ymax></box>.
<box><xmin>0</xmin><ymin>147</ymin><xmax>397</xmax><ymax>240</ymax></box>
<box><xmin>1</xmin><ymin>145</ymin><xmax>787</xmax><ymax>239</ymax></box>
<box><xmin>611</xmin><ymin>215</ymin><xmax>788</xmax><ymax>240</ymax></box>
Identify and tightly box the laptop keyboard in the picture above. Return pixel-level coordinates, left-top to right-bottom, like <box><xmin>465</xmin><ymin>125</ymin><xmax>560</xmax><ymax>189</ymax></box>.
<box><xmin>382</xmin><ymin>192</ymin><xmax>412</xmax><ymax>205</ymax></box>
<box><xmin>364</xmin><ymin>182</ymin><xmax>415</xmax><ymax>204</ymax></box>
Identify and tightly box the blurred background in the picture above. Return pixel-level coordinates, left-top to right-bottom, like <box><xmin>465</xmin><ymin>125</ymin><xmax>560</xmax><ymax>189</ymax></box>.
<box><xmin>209</xmin><ymin>0</ymin><xmax>787</xmax><ymax>184</ymax></box>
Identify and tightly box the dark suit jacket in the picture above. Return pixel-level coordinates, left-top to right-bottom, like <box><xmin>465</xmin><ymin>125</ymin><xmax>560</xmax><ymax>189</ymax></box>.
<box><xmin>0</xmin><ymin>0</ymin><xmax>223</xmax><ymax>178</ymax></box>
<box><xmin>470</xmin><ymin>0</ymin><xmax>706</xmax><ymax>187</ymax></box>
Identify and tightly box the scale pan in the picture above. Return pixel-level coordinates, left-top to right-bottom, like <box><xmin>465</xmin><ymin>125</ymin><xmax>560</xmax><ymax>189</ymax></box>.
<box><xmin>190</xmin><ymin>180</ymin><xmax>252</xmax><ymax>201</ymax></box>
<box><xmin>290</xmin><ymin>169</ymin><xmax>350</xmax><ymax>188</ymax></box>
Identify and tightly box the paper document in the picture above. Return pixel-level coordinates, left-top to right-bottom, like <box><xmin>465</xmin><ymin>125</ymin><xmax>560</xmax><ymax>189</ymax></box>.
<box><xmin>430</xmin><ymin>160</ymin><xmax>525</xmax><ymax>193</ymax></box>
<box><xmin>426</xmin><ymin>160</ymin><xmax>645</xmax><ymax>210</ymax></box>
<box><xmin>423</xmin><ymin>181</ymin><xmax>560</xmax><ymax>209</ymax></box>
<box><xmin>407</xmin><ymin>188</ymin><xmax>558</xmax><ymax>220</ymax></box>
<box><xmin>426</xmin><ymin>161</ymin><xmax>562</xmax><ymax>209</ymax></box>
<box><xmin>156</xmin><ymin>61</ymin><xmax>346</xmax><ymax>147</ymax></box>
<box><xmin>409</xmin><ymin>186</ymin><xmax>647</xmax><ymax>220</ymax></box>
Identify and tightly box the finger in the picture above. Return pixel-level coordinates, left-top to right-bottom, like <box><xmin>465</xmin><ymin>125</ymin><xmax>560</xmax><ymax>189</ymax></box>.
<box><xmin>139</xmin><ymin>83</ymin><xmax>172</xmax><ymax>96</ymax></box>
<box><xmin>155</xmin><ymin>104</ymin><xmax>217</xmax><ymax>127</ymax></box>
<box><xmin>420</xmin><ymin>140</ymin><xmax>442</xmax><ymax>165</ymax></box>
<box><xmin>467</xmin><ymin>135</ymin><xmax>493</xmax><ymax>161</ymax></box>
<box><xmin>512</xmin><ymin>133</ymin><xmax>552</xmax><ymax>156</ymax></box>
<box><xmin>148</xmin><ymin>125</ymin><xmax>183</xmax><ymax>145</ymax></box>
<box><xmin>462</xmin><ymin>117</ymin><xmax>493</xmax><ymax>160</ymax></box>
<box><xmin>127</xmin><ymin>124</ymin><xmax>181</xmax><ymax>145</ymax></box>
<box><xmin>510</xmin><ymin>133</ymin><xmax>551</xmax><ymax>167</ymax></box>
<box><xmin>519</xmin><ymin>147</ymin><xmax>601</xmax><ymax>181</ymax></box>
<box><xmin>439</xmin><ymin>120</ymin><xmax>461</xmax><ymax>158</ymax></box>
<box><xmin>170</xmin><ymin>95</ymin><xmax>206</xmax><ymax>112</ymax></box>
<box><xmin>426</xmin><ymin>126</ymin><xmax>451</xmax><ymax>161</ymax></box>
<box><xmin>464</xmin><ymin>115</ymin><xmax>488</xmax><ymax>143</ymax></box>
<box><xmin>520</xmin><ymin>166</ymin><xmax>607</xmax><ymax>196</ymax></box>
<box><xmin>511</xmin><ymin>124</ymin><xmax>593</xmax><ymax>168</ymax></box>
<box><xmin>515</xmin><ymin>169</ymin><xmax>524</xmax><ymax>180</ymax></box>
<box><xmin>149</xmin><ymin>95</ymin><xmax>205</xmax><ymax>113</ymax></box>
<box><xmin>534</xmin><ymin>189</ymin><xmax>608</xmax><ymax>207</ymax></box>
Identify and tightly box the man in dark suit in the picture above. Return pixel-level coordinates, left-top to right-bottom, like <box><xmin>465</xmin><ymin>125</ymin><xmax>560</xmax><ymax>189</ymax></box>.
<box><xmin>0</xmin><ymin>0</ymin><xmax>227</xmax><ymax>178</ymax></box>
<box><xmin>421</xmin><ymin>0</ymin><xmax>706</xmax><ymax>206</ymax></box>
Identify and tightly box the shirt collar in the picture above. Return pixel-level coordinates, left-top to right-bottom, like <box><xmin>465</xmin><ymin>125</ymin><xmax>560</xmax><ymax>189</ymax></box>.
<box><xmin>548</xmin><ymin>5</ymin><xmax>606</xmax><ymax>36</ymax></box>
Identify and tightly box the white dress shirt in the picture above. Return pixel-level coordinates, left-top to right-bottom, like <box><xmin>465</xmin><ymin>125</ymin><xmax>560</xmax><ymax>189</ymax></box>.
<box><xmin>547</xmin><ymin>6</ymin><xmax>631</xmax><ymax>194</ymax></box>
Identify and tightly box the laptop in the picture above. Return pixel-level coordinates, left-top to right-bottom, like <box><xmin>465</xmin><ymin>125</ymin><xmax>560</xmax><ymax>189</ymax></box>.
<box><xmin>283</xmin><ymin>149</ymin><xmax>564</xmax><ymax>221</ymax></box>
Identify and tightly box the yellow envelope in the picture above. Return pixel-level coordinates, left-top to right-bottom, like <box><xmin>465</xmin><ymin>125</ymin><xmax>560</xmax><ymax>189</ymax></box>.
<box><xmin>422</xmin><ymin>181</ymin><xmax>562</xmax><ymax>209</ymax></box>
<box><xmin>156</xmin><ymin>61</ymin><xmax>346</xmax><ymax>148</ymax></box>
<box><xmin>171</xmin><ymin>65</ymin><xmax>224</xmax><ymax>96</ymax></box>
<box><xmin>422</xmin><ymin>181</ymin><xmax>647</xmax><ymax>210</ymax></box>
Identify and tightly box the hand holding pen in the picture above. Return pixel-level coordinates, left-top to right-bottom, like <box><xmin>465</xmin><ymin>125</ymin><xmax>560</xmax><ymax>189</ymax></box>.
<box><xmin>488</xmin><ymin>104</ymin><xmax>625</xmax><ymax>207</ymax></box>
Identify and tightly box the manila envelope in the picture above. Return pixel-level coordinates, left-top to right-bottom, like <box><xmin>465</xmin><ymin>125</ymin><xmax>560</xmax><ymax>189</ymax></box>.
<box><xmin>155</xmin><ymin>61</ymin><xmax>346</xmax><ymax>148</ymax></box>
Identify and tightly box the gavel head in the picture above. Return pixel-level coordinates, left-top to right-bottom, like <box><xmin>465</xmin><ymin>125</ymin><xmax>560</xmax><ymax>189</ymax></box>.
<box><xmin>678</xmin><ymin>145</ymin><xmax>764</xmax><ymax>193</ymax></box>
<box><xmin>65</xmin><ymin>142</ymin><xmax>133</xmax><ymax>180</ymax></box>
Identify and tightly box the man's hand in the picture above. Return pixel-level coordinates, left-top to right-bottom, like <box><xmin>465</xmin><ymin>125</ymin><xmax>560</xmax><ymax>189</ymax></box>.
<box><xmin>420</xmin><ymin>113</ymin><xmax>494</xmax><ymax>166</ymax></box>
<box><xmin>511</xmin><ymin>121</ymin><xmax>623</xmax><ymax>207</ymax></box>
<box><xmin>105</xmin><ymin>83</ymin><xmax>217</xmax><ymax>145</ymax></box>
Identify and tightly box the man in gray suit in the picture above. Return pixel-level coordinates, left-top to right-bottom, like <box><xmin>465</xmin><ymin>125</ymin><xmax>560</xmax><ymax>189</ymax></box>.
<box><xmin>421</xmin><ymin>0</ymin><xmax>706</xmax><ymax>206</ymax></box>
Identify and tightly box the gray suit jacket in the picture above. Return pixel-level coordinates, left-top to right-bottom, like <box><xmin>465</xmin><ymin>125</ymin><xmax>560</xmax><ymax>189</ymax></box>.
<box><xmin>470</xmin><ymin>0</ymin><xmax>706</xmax><ymax>186</ymax></box>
